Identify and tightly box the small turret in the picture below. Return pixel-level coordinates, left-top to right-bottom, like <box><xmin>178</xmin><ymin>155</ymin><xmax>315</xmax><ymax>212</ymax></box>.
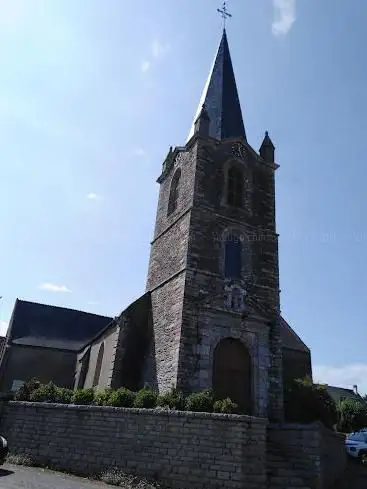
<box><xmin>259</xmin><ymin>131</ymin><xmax>275</xmax><ymax>163</ymax></box>
<box><xmin>194</xmin><ymin>104</ymin><xmax>210</xmax><ymax>137</ymax></box>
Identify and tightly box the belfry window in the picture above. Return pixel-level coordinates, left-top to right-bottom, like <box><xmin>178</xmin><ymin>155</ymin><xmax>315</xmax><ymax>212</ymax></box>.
<box><xmin>224</xmin><ymin>235</ymin><xmax>242</xmax><ymax>279</ymax></box>
<box><xmin>167</xmin><ymin>169</ymin><xmax>181</xmax><ymax>216</ymax></box>
<box><xmin>227</xmin><ymin>166</ymin><xmax>243</xmax><ymax>207</ymax></box>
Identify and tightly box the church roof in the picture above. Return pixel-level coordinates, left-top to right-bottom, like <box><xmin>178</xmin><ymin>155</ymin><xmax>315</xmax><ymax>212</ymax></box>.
<box><xmin>187</xmin><ymin>29</ymin><xmax>246</xmax><ymax>142</ymax></box>
<box><xmin>7</xmin><ymin>299</ymin><xmax>112</xmax><ymax>352</ymax></box>
<box><xmin>280</xmin><ymin>316</ymin><xmax>310</xmax><ymax>353</ymax></box>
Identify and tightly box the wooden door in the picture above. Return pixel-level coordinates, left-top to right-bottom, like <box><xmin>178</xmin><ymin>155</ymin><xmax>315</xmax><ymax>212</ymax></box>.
<box><xmin>213</xmin><ymin>337</ymin><xmax>252</xmax><ymax>414</ymax></box>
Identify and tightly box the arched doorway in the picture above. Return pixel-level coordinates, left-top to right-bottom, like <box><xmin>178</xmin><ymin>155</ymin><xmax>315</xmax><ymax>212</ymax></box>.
<box><xmin>212</xmin><ymin>337</ymin><xmax>252</xmax><ymax>414</ymax></box>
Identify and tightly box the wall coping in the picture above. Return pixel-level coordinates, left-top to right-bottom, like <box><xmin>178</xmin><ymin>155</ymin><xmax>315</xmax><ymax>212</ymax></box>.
<box><xmin>6</xmin><ymin>401</ymin><xmax>268</xmax><ymax>424</ymax></box>
<box><xmin>269</xmin><ymin>422</ymin><xmax>346</xmax><ymax>439</ymax></box>
<box><xmin>269</xmin><ymin>422</ymin><xmax>324</xmax><ymax>431</ymax></box>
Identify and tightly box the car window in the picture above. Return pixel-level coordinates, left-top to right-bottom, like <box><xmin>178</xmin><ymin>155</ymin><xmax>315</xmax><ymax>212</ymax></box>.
<box><xmin>348</xmin><ymin>433</ymin><xmax>364</xmax><ymax>441</ymax></box>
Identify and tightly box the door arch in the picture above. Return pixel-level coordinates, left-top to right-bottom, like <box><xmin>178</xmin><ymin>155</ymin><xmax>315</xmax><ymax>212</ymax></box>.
<box><xmin>212</xmin><ymin>337</ymin><xmax>252</xmax><ymax>414</ymax></box>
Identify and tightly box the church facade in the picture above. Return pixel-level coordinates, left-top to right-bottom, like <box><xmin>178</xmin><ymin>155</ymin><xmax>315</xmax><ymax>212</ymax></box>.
<box><xmin>75</xmin><ymin>29</ymin><xmax>312</xmax><ymax>421</ymax></box>
<box><xmin>0</xmin><ymin>29</ymin><xmax>313</xmax><ymax>419</ymax></box>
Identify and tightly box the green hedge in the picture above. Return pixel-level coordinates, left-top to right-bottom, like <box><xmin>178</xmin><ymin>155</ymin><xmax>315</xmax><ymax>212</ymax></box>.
<box><xmin>13</xmin><ymin>377</ymin><xmax>358</xmax><ymax>427</ymax></box>
<box><xmin>284</xmin><ymin>377</ymin><xmax>337</xmax><ymax>429</ymax></box>
<box><xmin>11</xmin><ymin>379</ymin><xmax>245</xmax><ymax>414</ymax></box>
<box><xmin>337</xmin><ymin>397</ymin><xmax>367</xmax><ymax>433</ymax></box>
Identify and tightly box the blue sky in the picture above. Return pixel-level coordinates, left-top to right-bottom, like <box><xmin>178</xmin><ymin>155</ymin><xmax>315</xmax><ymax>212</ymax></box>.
<box><xmin>0</xmin><ymin>0</ymin><xmax>366</xmax><ymax>392</ymax></box>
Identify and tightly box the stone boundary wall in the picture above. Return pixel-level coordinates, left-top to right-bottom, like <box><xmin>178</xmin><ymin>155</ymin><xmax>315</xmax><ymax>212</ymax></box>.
<box><xmin>0</xmin><ymin>401</ymin><xmax>268</xmax><ymax>489</ymax></box>
<box><xmin>268</xmin><ymin>422</ymin><xmax>346</xmax><ymax>489</ymax></box>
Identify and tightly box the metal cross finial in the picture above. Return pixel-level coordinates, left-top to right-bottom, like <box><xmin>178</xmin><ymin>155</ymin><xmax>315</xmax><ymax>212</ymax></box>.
<box><xmin>217</xmin><ymin>1</ymin><xmax>232</xmax><ymax>28</ymax></box>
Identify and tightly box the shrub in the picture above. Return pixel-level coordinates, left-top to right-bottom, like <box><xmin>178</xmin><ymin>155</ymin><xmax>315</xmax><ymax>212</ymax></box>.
<box><xmin>284</xmin><ymin>377</ymin><xmax>337</xmax><ymax>429</ymax></box>
<box><xmin>185</xmin><ymin>390</ymin><xmax>214</xmax><ymax>413</ymax></box>
<box><xmin>108</xmin><ymin>388</ymin><xmax>136</xmax><ymax>408</ymax></box>
<box><xmin>14</xmin><ymin>378</ymin><xmax>41</xmax><ymax>401</ymax></box>
<box><xmin>157</xmin><ymin>389</ymin><xmax>186</xmax><ymax>411</ymax></box>
<box><xmin>337</xmin><ymin>398</ymin><xmax>367</xmax><ymax>433</ymax></box>
<box><xmin>71</xmin><ymin>388</ymin><xmax>95</xmax><ymax>405</ymax></box>
<box><xmin>213</xmin><ymin>397</ymin><xmax>240</xmax><ymax>414</ymax></box>
<box><xmin>55</xmin><ymin>387</ymin><xmax>73</xmax><ymax>404</ymax></box>
<box><xmin>29</xmin><ymin>382</ymin><xmax>58</xmax><ymax>403</ymax></box>
<box><xmin>94</xmin><ymin>388</ymin><xmax>114</xmax><ymax>406</ymax></box>
<box><xmin>133</xmin><ymin>388</ymin><xmax>157</xmax><ymax>409</ymax></box>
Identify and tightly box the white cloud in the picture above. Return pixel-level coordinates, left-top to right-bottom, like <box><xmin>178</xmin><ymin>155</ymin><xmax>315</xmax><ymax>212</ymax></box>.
<box><xmin>38</xmin><ymin>283</ymin><xmax>71</xmax><ymax>293</ymax></box>
<box><xmin>141</xmin><ymin>60</ymin><xmax>151</xmax><ymax>73</ymax></box>
<box><xmin>87</xmin><ymin>301</ymin><xmax>99</xmax><ymax>306</ymax></box>
<box><xmin>0</xmin><ymin>320</ymin><xmax>8</xmax><ymax>336</ymax></box>
<box><xmin>151</xmin><ymin>40</ymin><xmax>171</xmax><ymax>59</ymax></box>
<box><xmin>134</xmin><ymin>147</ymin><xmax>146</xmax><ymax>157</ymax></box>
<box><xmin>0</xmin><ymin>0</ymin><xmax>27</xmax><ymax>30</ymax></box>
<box><xmin>272</xmin><ymin>0</ymin><xmax>296</xmax><ymax>37</ymax></box>
<box><xmin>87</xmin><ymin>192</ymin><xmax>101</xmax><ymax>200</ymax></box>
<box><xmin>313</xmin><ymin>364</ymin><xmax>367</xmax><ymax>395</ymax></box>
<box><xmin>141</xmin><ymin>39</ymin><xmax>171</xmax><ymax>74</ymax></box>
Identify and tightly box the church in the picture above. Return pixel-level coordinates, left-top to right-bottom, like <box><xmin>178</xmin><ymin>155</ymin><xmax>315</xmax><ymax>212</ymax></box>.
<box><xmin>0</xmin><ymin>28</ymin><xmax>312</xmax><ymax>419</ymax></box>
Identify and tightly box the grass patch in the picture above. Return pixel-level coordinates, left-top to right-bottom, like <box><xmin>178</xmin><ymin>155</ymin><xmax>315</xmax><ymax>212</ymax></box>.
<box><xmin>6</xmin><ymin>452</ymin><xmax>35</xmax><ymax>467</ymax></box>
<box><xmin>100</xmin><ymin>468</ymin><xmax>161</xmax><ymax>488</ymax></box>
<box><xmin>5</xmin><ymin>453</ymin><xmax>165</xmax><ymax>489</ymax></box>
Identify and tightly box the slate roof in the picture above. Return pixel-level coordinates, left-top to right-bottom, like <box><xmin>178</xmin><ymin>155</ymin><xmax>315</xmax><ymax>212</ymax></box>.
<box><xmin>79</xmin><ymin>292</ymin><xmax>151</xmax><ymax>351</ymax></box>
<box><xmin>7</xmin><ymin>299</ymin><xmax>112</xmax><ymax>352</ymax></box>
<box><xmin>280</xmin><ymin>316</ymin><xmax>310</xmax><ymax>353</ymax></box>
<box><xmin>326</xmin><ymin>385</ymin><xmax>365</xmax><ymax>404</ymax></box>
<box><xmin>187</xmin><ymin>29</ymin><xmax>247</xmax><ymax>142</ymax></box>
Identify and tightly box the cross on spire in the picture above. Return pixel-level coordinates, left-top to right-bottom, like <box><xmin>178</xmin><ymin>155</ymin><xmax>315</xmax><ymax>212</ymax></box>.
<box><xmin>217</xmin><ymin>1</ymin><xmax>232</xmax><ymax>28</ymax></box>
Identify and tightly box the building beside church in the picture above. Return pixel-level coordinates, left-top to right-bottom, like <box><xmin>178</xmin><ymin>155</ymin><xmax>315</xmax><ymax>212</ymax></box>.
<box><xmin>0</xmin><ymin>29</ymin><xmax>313</xmax><ymax>419</ymax></box>
<box><xmin>0</xmin><ymin>299</ymin><xmax>111</xmax><ymax>392</ymax></box>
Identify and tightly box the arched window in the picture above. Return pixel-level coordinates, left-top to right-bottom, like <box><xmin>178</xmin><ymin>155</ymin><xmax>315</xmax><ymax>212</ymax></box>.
<box><xmin>167</xmin><ymin>169</ymin><xmax>181</xmax><ymax>215</ymax></box>
<box><xmin>224</xmin><ymin>235</ymin><xmax>242</xmax><ymax>279</ymax></box>
<box><xmin>77</xmin><ymin>348</ymin><xmax>91</xmax><ymax>389</ymax></box>
<box><xmin>227</xmin><ymin>166</ymin><xmax>243</xmax><ymax>207</ymax></box>
<box><xmin>92</xmin><ymin>342</ymin><xmax>104</xmax><ymax>388</ymax></box>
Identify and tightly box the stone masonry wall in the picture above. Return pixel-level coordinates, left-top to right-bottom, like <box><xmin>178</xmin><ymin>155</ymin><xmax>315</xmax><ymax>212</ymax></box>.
<box><xmin>268</xmin><ymin>422</ymin><xmax>347</xmax><ymax>489</ymax></box>
<box><xmin>0</xmin><ymin>401</ymin><xmax>268</xmax><ymax>489</ymax></box>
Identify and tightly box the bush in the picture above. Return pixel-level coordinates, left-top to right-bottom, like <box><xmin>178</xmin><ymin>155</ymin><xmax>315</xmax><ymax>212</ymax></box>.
<box><xmin>71</xmin><ymin>388</ymin><xmax>95</xmax><ymax>405</ymax></box>
<box><xmin>185</xmin><ymin>390</ymin><xmax>214</xmax><ymax>413</ymax></box>
<box><xmin>133</xmin><ymin>388</ymin><xmax>157</xmax><ymax>409</ymax></box>
<box><xmin>94</xmin><ymin>388</ymin><xmax>113</xmax><ymax>406</ymax></box>
<box><xmin>157</xmin><ymin>389</ymin><xmax>186</xmax><ymax>411</ymax></box>
<box><xmin>108</xmin><ymin>388</ymin><xmax>136</xmax><ymax>408</ymax></box>
<box><xmin>29</xmin><ymin>382</ymin><xmax>58</xmax><ymax>403</ymax></box>
<box><xmin>213</xmin><ymin>397</ymin><xmax>240</xmax><ymax>414</ymax></box>
<box><xmin>14</xmin><ymin>378</ymin><xmax>41</xmax><ymax>401</ymax></box>
<box><xmin>337</xmin><ymin>398</ymin><xmax>367</xmax><ymax>433</ymax></box>
<box><xmin>55</xmin><ymin>388</ymin><xmax>73</xmax><ymax>404</ymax></box>
<box><xmin>284</xmin><ymin>378</ymin><xmax>337</xmax><ymax>429</ymax></box>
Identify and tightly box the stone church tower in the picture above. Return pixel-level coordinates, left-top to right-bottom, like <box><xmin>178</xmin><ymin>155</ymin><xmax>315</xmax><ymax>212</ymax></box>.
<box><xmin>146</xmin><ymin>29</ymin><xmax>283</xmax><ymax>420</ymax></box>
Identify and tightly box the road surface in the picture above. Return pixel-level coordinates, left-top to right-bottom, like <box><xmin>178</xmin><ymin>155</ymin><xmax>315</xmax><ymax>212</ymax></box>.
<box><xmin>0</xmin><ymin>464</ymin><xmax>114</xmax><ymax>489</ymax></box>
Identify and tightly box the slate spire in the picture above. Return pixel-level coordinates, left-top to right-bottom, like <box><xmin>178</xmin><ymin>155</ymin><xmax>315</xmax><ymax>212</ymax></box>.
<box><xmin>187</xmin><ymin>29</ymin><xmax>246</xmax><ymax>142</ymax></box>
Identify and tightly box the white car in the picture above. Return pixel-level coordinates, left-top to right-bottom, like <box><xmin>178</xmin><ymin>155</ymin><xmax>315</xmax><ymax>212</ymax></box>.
<box><xmin>0</xmin><ymin>435</ymin><xmax>7</xmax><ymax>465</ymax></box>
<box><xmin>345</xmin><ymin>431</ymin><xmax>367</xmax><ymax>463</ymax></box>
